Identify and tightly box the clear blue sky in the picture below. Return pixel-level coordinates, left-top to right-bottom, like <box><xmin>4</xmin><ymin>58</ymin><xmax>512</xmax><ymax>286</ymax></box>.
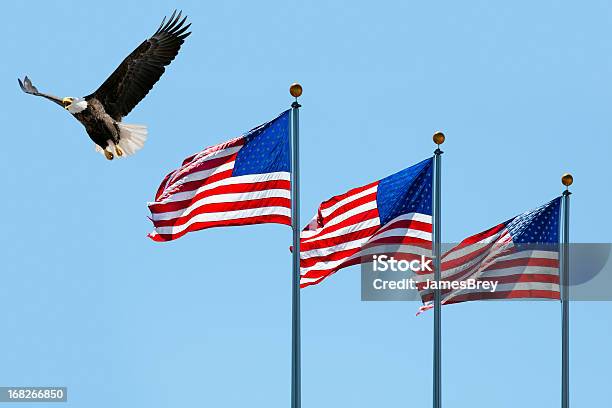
<box><xmin>1</xmin><ymin>1</ymin><xmax>610</xmax><ymax>407</ymax></box>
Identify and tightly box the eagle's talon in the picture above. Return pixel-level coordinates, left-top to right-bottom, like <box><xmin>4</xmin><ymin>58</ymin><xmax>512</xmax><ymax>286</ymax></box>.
<box><xmin>104</xmin><ymin>150</ymin><xmax>114</xmax><ymax>160</ymax></box>
<box><xmin>116</xmin><ymin>146</ymin><xmax>124</xmax><ymax>157</ymax></box>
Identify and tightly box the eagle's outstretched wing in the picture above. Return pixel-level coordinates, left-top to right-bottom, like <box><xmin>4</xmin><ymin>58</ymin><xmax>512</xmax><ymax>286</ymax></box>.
<box><xmin>18</xmin><ymin>76</ymin><xmax>63</xmax><ymax>107</ymax></box>
<box><xmin>88</xmin><ymin>10</ymin><xmax>191</xmax><ymax>120</ymax></box>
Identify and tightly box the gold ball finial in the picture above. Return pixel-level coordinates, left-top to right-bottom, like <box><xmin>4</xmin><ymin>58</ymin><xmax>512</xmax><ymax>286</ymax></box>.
<box><xmin>290</xmin><ymin>83</ymin><xmax>303</xmax><ymax>98</ymax></box>
<box><xmin>433</xmin><ymin>131</ymin><xmax>445</xmax><ymax>145</ymax></box>
<box><xmin>561</xmin><ymin>173</ymin><xmax>573</xmax><ymax>187</ymax></box>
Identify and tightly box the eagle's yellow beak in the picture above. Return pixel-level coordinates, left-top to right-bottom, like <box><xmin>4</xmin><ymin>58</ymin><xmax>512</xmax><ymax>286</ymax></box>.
<box><xmin>62</xmin><ymin>97</ymin><xmax>73</xmax><ymax>110</ymax></box>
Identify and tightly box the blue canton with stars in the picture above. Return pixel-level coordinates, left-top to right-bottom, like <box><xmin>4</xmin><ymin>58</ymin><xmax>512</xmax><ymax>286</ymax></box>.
<box><xmin>233</xmin><ymin>110</ymin><xmax>291</xmax><ymax>176</ymax></box>
<box><xmin>505</xmin><ymin>197</ymin><xmax>561</xmax><ymax>244</ymax></box>
<box><xmin>376</xmin><ymin>158</ymin><xmax>433</xmax><ymax>225</ymax></box>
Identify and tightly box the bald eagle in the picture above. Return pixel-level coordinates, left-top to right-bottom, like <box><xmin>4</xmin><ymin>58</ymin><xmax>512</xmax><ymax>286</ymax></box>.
<box><xmin>18</xmin><ymin>10</ymin><xmax>191</xmax><ymax>160</ymax></box>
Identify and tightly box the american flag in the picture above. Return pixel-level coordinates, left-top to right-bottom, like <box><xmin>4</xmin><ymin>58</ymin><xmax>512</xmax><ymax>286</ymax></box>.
<box><xmin>148</xmin><ymin>110</ymin><xmax>291</xmax><ymax>242</ymax></box>
<box><xmin>418</xmin><ymin>197</ymin><xmax>561</xmax><ymax>313</ymax></box>
<box><xmin>300</xmin><ymin>158</ymin><xmax>433</xmax><ymax>288</ymax></box>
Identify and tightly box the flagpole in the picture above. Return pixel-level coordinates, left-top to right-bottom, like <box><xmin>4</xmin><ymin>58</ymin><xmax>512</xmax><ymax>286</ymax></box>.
<box><xmin>290</xmin><ymin>83</ymin><xmax>303</xmax><ymax>408</ymax></box>
<box><xmin>432</xmin><ymin>131</ymin><xmax>445</xmax><ymax>408</ymax></box>
<box><xmin>561</xmin><ymin>173</ymin><xmax>573</xmax><ymax>408</ymax></box>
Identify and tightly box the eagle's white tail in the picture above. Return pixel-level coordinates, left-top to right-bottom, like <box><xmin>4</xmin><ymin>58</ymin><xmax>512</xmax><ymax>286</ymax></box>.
<box><xmin>117</xmin><ymin>123</ymin><xmax>148</xmax><ymax>156</ymax></box>
<box><xmin>95</xmin><ymin>123</ymin><xmax>148</xmax><ymax>158</ymax></box>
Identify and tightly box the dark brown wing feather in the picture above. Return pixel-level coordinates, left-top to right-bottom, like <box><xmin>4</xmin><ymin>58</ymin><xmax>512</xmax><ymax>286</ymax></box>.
<box><xmin>88</xmin><ymin>10</ymin><xmax>191</xmax><ymax>120</ymax></box>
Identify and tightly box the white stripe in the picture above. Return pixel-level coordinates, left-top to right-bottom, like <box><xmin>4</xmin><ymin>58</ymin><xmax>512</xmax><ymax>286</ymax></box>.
<box><xmin>418</xmin><ymin>248</ymin><xmax>495</xmax><ymax>284</ymax></box>
<box><xmin>151</xmin><ymin>189</ymin><xmax>291</xmax><ymax>221</ymax></box>
<box><xmin>494</xmin><ymin>249</ymin><xmax>559</xmax><ymax>262</ymax></box>
<box><xmin>376</xmin><ymin>212</ymin><xmax>433</xmax><ymax>230</ymax></box>
<box><xmin>300</xmin><ymin>276</ymin><xmax>324</xmax><ymax>284</ymax></box>
<box><xmin>300</xmin><ymin>235</ymin><xmax>371</xmax><ymax>260</ymax></box>
<box><xmin>322</xmin><ymin>200</ymin><xmax>378</xmax><ymax>229</ymax></box>
<box><xmin>354</xmin><ymin>243</ymin><xmax>432</xmax><ymax>259</ymax></box>
<box><xmin>170</xmin><ymin>159</ymin><xmax>236</xmax><ymax>187</ymax></box>
<box><xmin>183</xmin><ymin>144</ymin><xmax>242</xmax><ymax>167</ymax></box>
<box><xmin>419</xmin><ymin>261</ymin><xmax>559</xmax><ymax>298</ymax></box>
<box><xmin>442</xmin><ymin>282</ymin><xmax>560</xmax><ymax>303</ymax></box>
<box><xmin>150</xmin><ymin>172</ymin><xmax>290</xmax><ymax>206</ymax></box>
<box><xmin>442</xmin><ymin>243</ymin><xmax>511</xmax><ymax>279</ymax></box>
<box><xmin>302</xmin><ymin>225</ymin><xmax>429</xmax><ymax>259</ymax></box>
<box><xmin>300</xmin><ymin>207</ymin><xmax>431</xmax><ymax>241</ymax></box>
<box><xmin>441</xmin><ymin>230</ymin><xmax>508</xmax><ymax>262</ymax></box>
<box><xmin>430</xmin><ymin>233</ymin><xmax>516</xmax><ymax>281</ymax></box>
<box><xmin>319</xmin><ymin>185</ymin><xmax>378</xmax><ymax>218</ymax></box>
<box><xmin>439</xmin><ymin>249</ymin><xmax>559</xmax><ymax>281</ymax></box>
<box><xmin>166</xmin><ymin>145</ymin><xmax>242</xmax><ymax>184</ymax></box>
<box><xmin>478</xmin><ymin>264</ymin><xmax>559</xmax><ymax>278</ymax></box>
<box><xmin>369</xmin><ymin>226</ymin><xmax>432</xmax><ymax>242</ymax></box>
<box><xmin>301</xmin><ymin>242</ymin><xmax>434</xmax><ymax>277</ymax></box>
<box><xmin>300</xmin><ymin>214</ymin><xmax>322</xmax><ymax>239</ymax></box>
<box><xmin>301</xmin><ymin>217</ymin><xmax>380</xmax><ymax>244</ymax></box>
<box><xmin>153</xmin><ymin>206</ymin><xmax>291</xmax><ymax>235</ymax></box>
<box><xmin>301</xmin><ymin>251</ymin><xmax>361</xmax><ymax>276</ymax></box>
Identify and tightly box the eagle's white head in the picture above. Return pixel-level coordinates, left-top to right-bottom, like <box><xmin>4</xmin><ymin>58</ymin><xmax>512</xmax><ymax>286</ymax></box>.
<box><xmin>62</xmin><ymin>97</ymin><xmax>88</xmax><ymax>114</ymax></box>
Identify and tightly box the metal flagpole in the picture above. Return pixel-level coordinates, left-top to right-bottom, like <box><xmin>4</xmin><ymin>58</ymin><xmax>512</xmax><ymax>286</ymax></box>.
<box><xmin>290</xmin><ymin>83</ymin><xmax>303</xmax><ymax>408</ymax></box>
<box><xmin>432</xmin><ymin>131</ymin><xmax>445</xmax><ymax>408</ymax></box>
<box><xmin>561</xmin><ymin>173</ymin><xmax>573</xmax><ymax>408</ymax></box>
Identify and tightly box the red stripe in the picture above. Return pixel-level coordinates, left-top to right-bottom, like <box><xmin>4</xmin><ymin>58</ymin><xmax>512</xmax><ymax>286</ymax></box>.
<box><xmin>482</xmin><ymin>257</ymin><xmax>559</xmax><ymax>271</ymax></box>
<box><xmin>444</xmin><ymin>290</ymin><xmax>560</xmax><ymax>303</ymax></box>
<box><xmin>300</xmin><ymin>247</ymin><xmax>362</xmax><ymax>268</ymax></box>
<box><xmin>319</xmin><ymin>181</ymin><xmax>378</xmax><ymax>211</ymax></box>
<box><xmin>441</xmin><ymin>239</ymin><xmax>505</xmax><ymax>271</ymax></box>
<box><xmin>150</xmin><ymin>179</ymin><xmax>290</xmax><ymax>214</ymax></box>
<box><xmin>300</xmin><ymin>225</ymin><xmax>381</xmax><ymax>251</ymax></box>
<box><xmin>366</xmin><ymin>235</ymin><xmax>432</xmax><ymax>248</ymax></box>
<box><xmin>156</xmin><ymin>168</ymin><xmax>235</xmax><ymax>202</ymax></box>
<box><xmin>439</xmin><ymin>251</ymin><xmax>557</xmax><ymax>285</ymax></box>
<box><xmin>301</xmin><ymin>209</ymin><xmax>379</xmax><ymax>242</ymax></box>
<box><xmin>301</xmin><ymin>255</ymin><xmax>363</xmax><ymax>280</ymax></box>
<box><xmin>483</xmin><ymin>273</ymin><xmax>559</xmax><ymax>285</ymax></box>
<box><xmin>323</xmin><ymin>192</ymin><xmax>377</xmax><ymax>224</ymax></box>
<box><xmin>149</xmin><ymin>214</ymin><xmax>291</xmax><ymax>242</ymax></box>
<box><xmin>375</xmin><ymin>218</ymin><xmax>433</xmax><ymax>236</ymax></box>
<box><xmin>415</xmin><ymin>241</ymin><xmax>502</xmax><ymax>291</ymax></box>
<box><xmin>302</xmin><ymin>247</ymin><xmax>430</xmax><ymax>283</ymax></box>
<box><xmin>445</xmin><ymin>223</ymin><xmax>506</xmax><ymax>252</ymax></box>
<box><xmin>300</xmin><ymin>279</ymin><xmax>324</xmax><ymax>289</ymax></box>
<box><xmin>419</xmin><ymin>263</ymin><xmax>560</xmax><ymax>300</ymax></box>
<box><xmin>434</xmin><ymin>241</ymin><xmax>510</xmax><ymax>284</ymax></box>
<box><xmin>178</xmin><ymin>153</ymin><xmax>237</xmax><ymax>176</ymax></box>
<box><xmin>159</xmin><ymin>149</ymin><xmax>240</xmax><ymax>201</ymax></box>
<box><xmin>420</xmin><ymin>272</ymin><xmax>560</xmax><ymax>294</ymax></box>
<box><xmin>152</xmin><ymin>197</ymin><xmax>291</xmax><ymax>228</ymax></box>
<box><xmin>155</xmin><ymin>169</ymin><xmax>178</xmax><ymax>201</ymax></box>
<box><xmin>172</xmin><ymin>138</ymin><xmax>244</xmax><ymax>177</ymax></box>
